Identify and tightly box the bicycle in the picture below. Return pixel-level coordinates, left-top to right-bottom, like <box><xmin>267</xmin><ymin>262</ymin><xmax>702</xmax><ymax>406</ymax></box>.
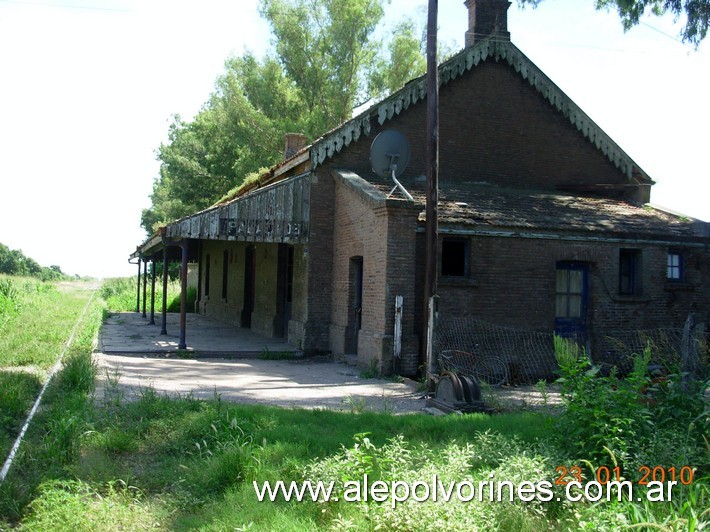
<box><xmin>438</xmin><ymin>348</ymin><xmax>508</xmax><ymax>387</ymax></box>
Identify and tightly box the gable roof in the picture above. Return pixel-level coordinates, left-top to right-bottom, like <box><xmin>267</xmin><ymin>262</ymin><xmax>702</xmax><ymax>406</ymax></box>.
<box><xmin>225</xmin><ymin>35</ymin><xmax>651</xmax><ymax>204</ymax></box>
<box><xmin>137</xmin><ymin>34</ymin><xmax>669</xmax><ymax>257</ymax></box>
<box><xmin>310</xmin><ymin>37</ymin><xmax>651</xmax><ymax>184</ymax></box>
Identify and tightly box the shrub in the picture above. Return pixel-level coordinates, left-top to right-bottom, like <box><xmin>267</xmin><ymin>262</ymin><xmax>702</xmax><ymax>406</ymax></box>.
<box><xmin>554</xmin><ymin>336</ymin><xmax>709</xmax><ymax>475</ymax></box>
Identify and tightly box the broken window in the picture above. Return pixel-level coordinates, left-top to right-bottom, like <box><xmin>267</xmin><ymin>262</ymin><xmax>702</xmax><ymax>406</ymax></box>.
<box><xmin>441</xmin><ymin>239</ymin><xmax>468</xmax><ymax>277</ymax></box>
<box><xmin>619</xmin><ymin>249</ymin><xmax>641</xmax><ymax>295</ymax></box>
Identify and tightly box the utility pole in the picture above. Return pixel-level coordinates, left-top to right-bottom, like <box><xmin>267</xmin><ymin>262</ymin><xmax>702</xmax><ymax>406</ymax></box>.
<box><xmin>423</xmin><ymin>0</ymin><xmax>439</xmax><ymax>385</ymax></box>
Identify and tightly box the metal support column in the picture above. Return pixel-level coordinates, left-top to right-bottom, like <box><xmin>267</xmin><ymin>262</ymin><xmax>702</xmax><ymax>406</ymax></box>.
<box><xmin>142</xmin><ymin>259</ymin><xmax>148</xmax><ymax>318</ymax></box>
<box><xmin>135</xmin><ymin>258</ymin><xmax>141</xmax><ymax>313</ymax></box>
<box><xmin>149</xmin><ymin>257</ymin><xmax>156</xmax><ymax>325</ymax></box>
<box><xmin>196</xmin><ymin>240</ymin><xmax>202</xmax><ymax>314</ymax></box>
<box><xmin>161</xmin><ymin>247</ymin><xmax>168</xmax><ymax>335</ymax></box>
<box><xmin>178</xmin><ymin>239</ymin><xmax>188</xmax><ymax>350</ymax></box>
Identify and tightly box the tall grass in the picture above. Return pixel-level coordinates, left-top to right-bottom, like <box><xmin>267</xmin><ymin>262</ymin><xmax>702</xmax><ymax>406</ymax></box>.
<box><xmin>0</xmin><ymin>277</ymin><xmax>96</xmax><ymax>368</ymax></box>
<box><xmin>101</xmin><ymin>277</ymin><xmax>195</xmax><ymax>313</ymax></box>
<box><xmin>0</xmin><ymin>288</ymin><xmax>103</xmax><ymax>523</ymax></box>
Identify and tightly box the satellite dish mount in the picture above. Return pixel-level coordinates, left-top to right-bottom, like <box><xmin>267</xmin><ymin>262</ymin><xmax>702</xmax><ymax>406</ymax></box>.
<box><xmin>369</xmin><ymin>130</ymin><xmax>414</xmax><ymax>201</ymax></box>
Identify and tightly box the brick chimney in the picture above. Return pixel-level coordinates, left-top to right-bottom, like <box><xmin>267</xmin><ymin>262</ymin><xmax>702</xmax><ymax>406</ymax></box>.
<box><xmin>284</xmin><ymin>133</ymin><xmax>308</xmax><ymax>160</ymax></box>
<box><xmin>464</xmin><ymin>0</ymin><xmax>511</xmax><ymax>47</ymax></box>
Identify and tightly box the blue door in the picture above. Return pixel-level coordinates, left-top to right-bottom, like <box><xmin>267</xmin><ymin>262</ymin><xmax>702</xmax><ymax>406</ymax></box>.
<box><xmin>554</xmin><ymin>262</ymin><xmax>589</xmax><ymax>343</ymax></box>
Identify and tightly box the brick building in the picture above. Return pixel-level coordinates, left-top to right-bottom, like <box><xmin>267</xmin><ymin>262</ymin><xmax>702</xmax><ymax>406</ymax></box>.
<box><xmin>133</xmin><ymin>0</ymin><xmax>709</xmax><ymax>377</ymax></box>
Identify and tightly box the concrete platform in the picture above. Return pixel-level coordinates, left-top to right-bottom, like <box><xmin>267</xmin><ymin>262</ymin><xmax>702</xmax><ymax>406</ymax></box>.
<box><xmin>94</xmin><ymin>354</ymin><xmax>424</xmax><ymax>412</ymax></box>
<box><xmin>99</xmin><ymin>312</ymin><xmax>297</xmax><ymax>356</ymax></box>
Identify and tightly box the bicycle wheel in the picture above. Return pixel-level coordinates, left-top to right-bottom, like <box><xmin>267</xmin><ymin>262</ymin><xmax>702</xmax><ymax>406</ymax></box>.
<box><xmin>472</xmin><ymin>356</ymin><xmax>508</xmax><ymax>387</ymax></box>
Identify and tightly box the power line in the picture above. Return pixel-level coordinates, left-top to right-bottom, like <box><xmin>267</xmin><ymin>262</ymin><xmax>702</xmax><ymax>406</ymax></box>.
<box><xmin>639</xmin><ymin>20</ymin><xmax>692</xmax><ymax>48</ymax></box>
<box><xmin>0</xmin><ymin>0</ymin><xmax>130</xmax><ymax>13</ymax></box>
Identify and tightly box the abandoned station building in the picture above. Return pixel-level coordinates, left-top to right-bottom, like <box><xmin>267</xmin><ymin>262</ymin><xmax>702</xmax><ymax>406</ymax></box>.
<box><xmin>133</xmin><ymin>0</ymin><xmax>709</xmax><ymax>377</ymax></box>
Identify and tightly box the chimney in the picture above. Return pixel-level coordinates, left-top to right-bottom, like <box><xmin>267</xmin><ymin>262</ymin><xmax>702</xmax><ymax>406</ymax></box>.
<box><xmin>284</xmin><ymin>133</ymin><xmax>308</xmax><ymax>160</ymax></box>
<box><xmin>464</xmin><ymin>0</ymin><xmax>511</xmax><ymax>47</ymax></box>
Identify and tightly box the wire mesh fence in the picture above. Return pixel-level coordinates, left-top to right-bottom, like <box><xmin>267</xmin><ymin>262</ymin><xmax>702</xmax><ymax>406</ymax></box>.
<box><xmin>435</xmin><ymin>316</ymin><xmax>558</xmax><ymax>384</ymax></box>
<box><xmin>600</xmin><ymin>327</ymin><xmax>709</xmax><ymax>379</ymax></box>
<box><xmin>435</xmin><ymin>315</ymin><xmax>709</xmax><ymax>385</ymax></box>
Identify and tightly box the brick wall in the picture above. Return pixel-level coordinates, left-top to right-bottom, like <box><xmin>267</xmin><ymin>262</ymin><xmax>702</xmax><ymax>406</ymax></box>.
<box><xmin>300</xmin><ymin>171</ymin><xmax>336</xmax><ymax>353</ymax></box>
<box><xmin>326</xmin><ymin>173</ymin><xmax>420</xmax><ymax>374</ymax></box>
<box><xmin>428</xmin><ymin>233</ymin><xmax>709</xmax><ymax>363</ymax></box>
<box><xmin>323</xmin><ymin>59</ymin><xmax>630</xmax><ymax>199</ymax></box>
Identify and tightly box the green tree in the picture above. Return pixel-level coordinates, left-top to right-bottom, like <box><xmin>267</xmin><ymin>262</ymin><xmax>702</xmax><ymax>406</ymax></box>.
<box><xmin>369</xmin><ymin>17</ymin><xmax>427</xmax><ymax>99</ymax></box>
<box><xmin>519</xmin><ymin>0</ymin><xmax>709</xmax><ymax>46</ymax></box>
<box><xmin>142</xmin><ymin>0</ymin><xmax>427</xmax><ymax>235</ymax></box>
<box><xmin>260</xmin><ymin>0</ymin><xmax>385</xmax><ymax>130</ymax></box>
<box><xmin>142</xmin><ymin>53</ymin><xmax>310</xmax><ymax>233</ymax></box>
<box><xmin>0</xmin><ymin>242</ymin><xmax>68</xmax><ymax>280</ymax></box>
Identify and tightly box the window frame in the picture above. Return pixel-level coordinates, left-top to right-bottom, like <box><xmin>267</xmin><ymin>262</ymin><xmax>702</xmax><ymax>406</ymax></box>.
<box><xmin>666</xmin><ymin>250</ymin><xmax>683</xmax><ymax>282</ymax></box>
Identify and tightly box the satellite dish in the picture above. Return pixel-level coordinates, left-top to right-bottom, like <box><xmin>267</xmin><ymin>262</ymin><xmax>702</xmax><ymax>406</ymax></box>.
<box><xmin>370</xmin><ymin>130</ymin><xmax>410</xmax><ymax>178</ymax></box>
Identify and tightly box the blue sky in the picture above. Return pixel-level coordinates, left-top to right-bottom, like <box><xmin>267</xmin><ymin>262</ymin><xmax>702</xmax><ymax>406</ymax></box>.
<box><xmin>0</xmin><ymin>0</ymin><xmax>708</xmax><ymax>277</ymax></box>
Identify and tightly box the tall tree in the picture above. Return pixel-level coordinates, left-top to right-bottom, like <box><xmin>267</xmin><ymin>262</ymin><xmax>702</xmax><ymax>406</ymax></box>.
<box><xmin>142</xmin><ymin>0</ymin><xmax>427</xmax><ymax>234</ymax></box>
<box><xmin>519</xmin><ymin>0</ymin><xmax>709</xmax><ymax>46</ymax></box>
<box><xmin>259</xmin><ymin>0</ymin><xmax>385</xmax><ymax>131</ymax></box>
<box><xmin>369</xmin><ymin>17</ymin><xmax>427</xmax><ymax>98</ymax></box>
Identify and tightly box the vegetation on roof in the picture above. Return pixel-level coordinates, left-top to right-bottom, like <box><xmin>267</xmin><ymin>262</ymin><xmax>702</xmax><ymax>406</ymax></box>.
<box><xmin>214</xmin><ymin>167</ymin><xmax>271</xmax><ymax>206</ymax></box>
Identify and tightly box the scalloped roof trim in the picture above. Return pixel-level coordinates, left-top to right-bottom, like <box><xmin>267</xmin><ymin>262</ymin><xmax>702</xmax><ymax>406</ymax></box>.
<box><xmin>310</xmin><ymin>38</ymin><xmax>649</xmax><ymax>184</ymax></box>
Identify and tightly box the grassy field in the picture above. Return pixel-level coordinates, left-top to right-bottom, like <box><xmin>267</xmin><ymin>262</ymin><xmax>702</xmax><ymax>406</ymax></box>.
<box><xmin>0</xmin><ymin>276</ymin><xmax>98</xmax><ymax>368</ymax></box>
<box><xmin>0</xmin><ymin>277</ymin><xmax>707</xmax><ymax>530</ymax></box>
<box><xmin>0</xmin><ymin>277</ymin><xmax>102</xmax><ymax>463</ymax></box>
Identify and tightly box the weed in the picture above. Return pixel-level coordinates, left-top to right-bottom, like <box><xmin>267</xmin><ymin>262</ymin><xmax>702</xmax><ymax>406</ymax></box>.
<box><xmin>380</xmin><ymin>390</ymin><xmax>394</xmax><ymax>415</ymax></box>
<box><xmin>478</xmin><ymin>380</ymin><xmax>503</xmax><ymax>411</ymax></box>
<box><xmin>0</xmin><ymin>279</ymin><xmax>97</xmax><ymax>368</ymax></box>
<box><xmin>359</xmin><ymin>359</ymin><xmax>379</xmax><ymax>379</ymax></box>
<box><xmin>258</xmin><ymin>347</ymin><xmax>295</xmax><ymax>360</ymax></box>
<box><xmin>175</xmin><ymin>349</ymin><xmax>196</xmax><ymax>359</ymax></box>
<box><xmin>341</xmin><ymin>395</ymin><xmax>367</xmax><ymax>414</ymax></box>
<box><xmin>534</xmin><ymin>379</ymin><xmax>549</xmax><ymax>406</ymax></box>
<box><xmin>102</xmin><ymin>366</ymin><xmax>124</xmax><ymax>407</ymax></box>
<box><xmin>100</xmin><ymin>276</ymin><xmax>190</xmax><ymax>314</ymax></box>
<box><xmin>0</xmin><ymin>371</ymin><xmax>42</xmax><ymax>456</ymax></box>
<box><xmin>58</xmin><ymin>352</ymin><xmax>97</xmax><ymax>395</ymax></box>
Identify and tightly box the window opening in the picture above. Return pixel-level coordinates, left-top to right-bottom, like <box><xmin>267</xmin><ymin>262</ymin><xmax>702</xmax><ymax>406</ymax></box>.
<box><xmin>619</xmin><ymin>249</ymin><xmax>641</xmax><ymax>295</ymax></box>
<box><xmin>441</xmin><ymin>239</ymin><xmax>467</xmax><ymax>277</ymax></box>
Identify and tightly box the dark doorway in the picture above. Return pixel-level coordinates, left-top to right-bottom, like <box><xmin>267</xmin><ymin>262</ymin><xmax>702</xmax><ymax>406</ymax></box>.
<box><xmin>241</xmin><ymin>245</ymin><xmax>256</xmax><ymax>328</ymax></box>
<box><xmin>275</xmin><ymin>244</ymin><xmax>294</xmax><ymax>338</ymax></box>
<box><xmin>345</xmin><ymin>256</ymin><xmax>364</xmax><ymax>355</ymax></box>
<box><xmin>554</xmin><ymin>262</ymin><xmax>589</xmax><ymax>344</ymax></box>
